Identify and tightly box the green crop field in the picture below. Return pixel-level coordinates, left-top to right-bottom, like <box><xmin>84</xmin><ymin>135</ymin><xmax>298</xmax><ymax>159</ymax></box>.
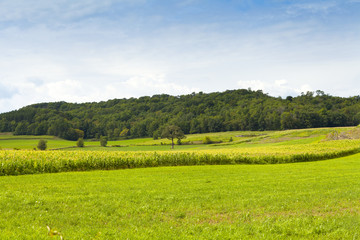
<box><xmin>1</xmin><ymin>154</ymin><xmax>360</xmax><ymax>239</ymax></box>
<box><xmin>1</xmin><ymin>127</ymin><xmax>360</xmax><ymax>239</ymax></box>
<box><xmin>0</xmin><ymin>127</ymin><xmax>354</xmax><ymax>150</ymax></box>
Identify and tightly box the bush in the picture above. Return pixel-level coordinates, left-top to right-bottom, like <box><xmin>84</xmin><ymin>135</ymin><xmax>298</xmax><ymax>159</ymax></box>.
<box><xmin>100</xmin><ymin>136</ymin><xmax>108</xmax><ymax>147</ymax></box>
<box><xmin>203</xmin><ymin>136</ymin><xmax>213</xmax><ymax>144</ymax></box>
<box><xmin>37</xmin><ymin>139</ymin><xmax>47</xmax><ymax>150</ymax></box>
<box><xmin>153</xmin><ymin>132</ymin><xmax>159</xmax><ymax>140</ymax></box>
<box><xmin>229</xmin><ymin>137</ymin><xmax>233</xmax><ymax>142</ymax></box>
<box><xmin>77</xmin><ymin>138</ymin><xmax>84</xmax><ymax>148</ymax></box>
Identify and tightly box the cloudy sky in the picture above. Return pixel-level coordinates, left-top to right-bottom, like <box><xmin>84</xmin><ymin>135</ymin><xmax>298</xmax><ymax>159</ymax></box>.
<box><xmin>1</xmin><ymin>0</ymin><xmax>360</xmax><ymax>113</ymax></box>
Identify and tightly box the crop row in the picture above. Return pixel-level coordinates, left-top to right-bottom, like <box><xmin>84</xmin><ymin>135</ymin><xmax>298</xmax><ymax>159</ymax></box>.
<box><xmin>1</xmin><ymin>139</ymin><xmax>359</xmax><ymax>176</ymax></box>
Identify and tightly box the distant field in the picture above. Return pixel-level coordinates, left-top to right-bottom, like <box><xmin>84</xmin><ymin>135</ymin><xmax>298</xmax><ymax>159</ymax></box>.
<box><xmin>0</xmin><ymin>127</ymin><xmax>355</xmax><ymax>150</ymax></box>
<box><xmin>1</xmin><ymin>132</ymin><xmax>360</xmax><ymax>176</ymax></box>
<box><xmin>0</xmin><ymin>135</ymin><xmax>99</xmax><ymax>150</ymax></box>
<box><xmin>0</xmin><ymin>154</ymin><xmax>359</xmax><ymax>239</ymax></box>
<box><xmin>1</xmin><ymin>127</ymin><xmax>360</xmax><ymax>176</ymax></box>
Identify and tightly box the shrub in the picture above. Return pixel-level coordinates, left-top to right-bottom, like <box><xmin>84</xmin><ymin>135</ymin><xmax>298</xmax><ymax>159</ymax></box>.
<box><xmin>37</xmin><ymin>139</ymin><xmax>47</xmax><ymax>150</ymax></box>
<box><xmin>100</xmin><ymin>136</ymin><xmax>108</xmax><ymax>147</ymax></box>
<box><xmin>326</xmin><ymin>130</ymin><xmax>339</xmax><ymax>140</ymax></box>
<box><xmin>76</xmin><ymin>138</ymin><xmax>84</xmax><ymax>147</ymax></box>
<box><xmin>203</xmin><ymin>136</ymin><xmax>213</xmax><ymax>144</ymax></box>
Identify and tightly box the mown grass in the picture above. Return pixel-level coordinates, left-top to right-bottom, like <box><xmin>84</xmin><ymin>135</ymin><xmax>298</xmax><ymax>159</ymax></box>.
<box><xmin>0</xmin><ymin>135</ymin><xmax>98</xmax><ymax>150</ymax></box>
<box><xmin>1</xmin><ymin>154</ymin><xmax>360</xmax><ymax>239</ymax></box>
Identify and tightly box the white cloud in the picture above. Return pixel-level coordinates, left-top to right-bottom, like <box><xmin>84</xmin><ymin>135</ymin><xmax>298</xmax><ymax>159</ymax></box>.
<box><xmin>0</xmin><ymin>0</ymin><xmax>146</xmax><ymax>24</ymax></box>
<box><xmin>237</xmin><ymin>80</ymin><xmax>265</xmax><ymax>91</ymax></box>
<box><xmin>1</xmin><ymin>0</ymin><xmax>360</xmax><ymax>113</ymax></box>
<box><xmin>39</xmin><ymin>79</ymin><xmax>88</xmax><ymax>102</ymax></box>
<box><xmin>237</xmin><ymin>79</ymin><xmax>313</xmax><ymax>97</ymax></box>
<box><xmin>286</xmin><ymin>1</ymin><xmax>339</xmax><ymax>16</ymax></box>
<box><xmin>0</xmin><ymin>73</ymin><xmax>199</xmax><ymax>113</ymax></box>
<box><xmin>0</xmin><ymin>83</ymin><xmax>17</xmax><ymax>99</ymax></box>
<box><xmin>123</xmin><ymin>74</ymin><xmax>199</xmax><ymax>96</ymax></box>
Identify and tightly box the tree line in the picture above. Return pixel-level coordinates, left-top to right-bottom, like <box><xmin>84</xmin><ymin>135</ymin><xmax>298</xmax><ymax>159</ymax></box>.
<box><xmin>1</xmin><ymin>89</ymin><xmax>360</xmax><ymax>140</ymax></box>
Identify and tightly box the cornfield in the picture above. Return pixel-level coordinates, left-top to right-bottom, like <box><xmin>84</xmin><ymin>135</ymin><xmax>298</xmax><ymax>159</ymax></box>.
<box><xmin>1</xmin><ymin>139</ymin><xmax>359</xmax><ymax>176</ymax></box>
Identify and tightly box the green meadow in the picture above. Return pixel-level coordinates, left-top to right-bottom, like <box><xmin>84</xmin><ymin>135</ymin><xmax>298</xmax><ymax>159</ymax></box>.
<box><xmin>0</xmin><ymin>154</ymin><xmax>359</xmax><ymax>239</ymax></box>
<box><xmin>1</xmin><ymin>127</ymin><xmax>360</xmax><ymax>239</ymax></box>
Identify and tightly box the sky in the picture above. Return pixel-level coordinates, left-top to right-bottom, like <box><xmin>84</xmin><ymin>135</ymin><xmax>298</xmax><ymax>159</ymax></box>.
<box><xmin>1</xmin><ymin>0</ymin><xmax>360</xmax><ymax>113</ymax></box>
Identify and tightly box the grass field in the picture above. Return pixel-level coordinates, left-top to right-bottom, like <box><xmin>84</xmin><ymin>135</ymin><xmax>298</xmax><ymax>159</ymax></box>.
<box><xmin>0</xmin><ymin>153</ymin><xmax>359</xmax><ymax>239</ymax></box>
<box><xmin>0</xmin><ymin>134</ymin><xmax>98</xmax><ymax>150</ymax></box>
<box><xmin>1</xmin><ymin>127</ymin><xmax>360</xmax><ymax>239</ymax></box>
<box><xmin>0</xmin><ymin>127</ymin><xmax>354</xmax><ymax>151</ymax></box>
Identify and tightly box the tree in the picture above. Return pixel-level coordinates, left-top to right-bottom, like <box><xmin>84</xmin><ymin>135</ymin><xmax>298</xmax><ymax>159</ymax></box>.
<box><xmin>120</xmin><ymin>128</ymin><xmax>129</xmax><ymax>137</ymax></box>
<box><xmin>161</xmin><ymin>125</ymin><xmax>185</xmax><ymax>149</ymax></box>
<box><xmin>4</xmin><ymin>89</ymin><xmax>360</xmax><ymax>138</ymax></box>
<box><xmin>281</xmin><ymin>112</ymin><xmax>296</xmax><ymax>130</ymax></box>
<box><xmin>37</xmin><ymin>139</ymin><xmax>47</xmax><ymax>150</ymax></box>
<box><xmin>100</xmin><ymin>136</ymin><xmax>108</xmax><ymax>147</ymax></box>
<box><xmin>203</xmin><ymin>136</ymin><xmax>213</xmax><ymax>144</ymax></box>
<box><xmin>74</xmin><ymin>129</ymin><xmax>84</xmax><ymax>139</ymax></box>
<box><xmin>76</xmin><ymin>138</ymin><xmax>84</xmax><ymax>147</ymax></box>
<box><xmin>113</xmin><ymin>128</ymin><xmax>121</xmax><ymax>138</ymax></box>
<box><xmin>153</xmin><ymin>131</ymin><xmax>160</xmax><ymax>140</ymax></box>
<box><xmin>14</xmin><ymin>121</ymin><xmax>29</xmax><ymax>135</ymax></box>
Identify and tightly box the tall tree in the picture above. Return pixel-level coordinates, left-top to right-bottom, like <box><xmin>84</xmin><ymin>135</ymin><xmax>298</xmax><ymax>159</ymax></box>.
<box><xmin>161</xmin><ymin>125</ymin><xmax>185</xmax><ymax>149</ymax></box>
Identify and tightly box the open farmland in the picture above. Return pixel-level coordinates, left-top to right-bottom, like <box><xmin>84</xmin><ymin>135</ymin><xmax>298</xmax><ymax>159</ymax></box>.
<box><xmin>1</xmin><ymin>127</ymin><xmax>360</xmax><ymax>176</ymax></box>
<box><xmin>1</xmin><ymin>127</ymin><xmax>360</xmax><ymax>239</ymax></box>
<box><xmin>0</xmin><ymin>154</ymin><xmax>360</xmax><ymax>239</ymax></box>
<box><xmin>1</xmin><ymin>138</ymin><xmax>360</xmax><ymax>176</ymax></box>
<box><xmin>0</xmin><ymin>127</ymin><xmax>355</xmax><ymax>150</ymax></box>
<box><xmin>1</xmin><ymin>0</ymin><xmax>360</xmax><ymax>238</ymax></box>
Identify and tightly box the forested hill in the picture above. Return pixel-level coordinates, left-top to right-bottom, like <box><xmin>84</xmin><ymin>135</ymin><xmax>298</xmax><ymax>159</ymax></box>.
<box><xmin>1</xmin><ymin>89</ymin><xmax>360</xmax><ymax>140</ymax></box>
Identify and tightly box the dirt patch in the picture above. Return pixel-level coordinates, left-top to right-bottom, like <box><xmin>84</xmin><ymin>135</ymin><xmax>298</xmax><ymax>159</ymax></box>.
<box><xmin>326</xmin><ymin>128</ymin><xmax>360</xmax><ymax>140</ymax></box>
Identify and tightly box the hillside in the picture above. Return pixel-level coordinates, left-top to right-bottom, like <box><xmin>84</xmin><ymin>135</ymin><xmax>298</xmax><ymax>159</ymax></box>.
<box><xmin>1</xmin><ymin>89</ymin><xmax>360</xmax><ymax>140</ymax></box>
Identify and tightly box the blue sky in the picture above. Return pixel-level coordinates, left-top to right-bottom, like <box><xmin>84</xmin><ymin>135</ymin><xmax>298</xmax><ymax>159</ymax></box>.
<box><xmin>1</xmin><ymin>0</ymin><xmax>360</xmax><ymax>113</ymax></box>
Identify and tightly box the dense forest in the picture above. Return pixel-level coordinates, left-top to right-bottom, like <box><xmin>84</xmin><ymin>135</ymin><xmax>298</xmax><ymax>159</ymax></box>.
<box><xmin>1</xmin><ymin>89</ymin><xmax>360</xmax><ymax>140</ymax></box>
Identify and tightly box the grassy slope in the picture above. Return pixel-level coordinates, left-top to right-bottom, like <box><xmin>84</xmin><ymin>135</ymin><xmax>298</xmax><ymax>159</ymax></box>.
<box><xmin>0</xmin><ymin>127</ymin><xmax>354</xmax><ymax>150</ymax></box>
<box><xmin>1</xmin><ymin>153</ymin><xmax>360</xmax><ymax>239</ymax></box>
